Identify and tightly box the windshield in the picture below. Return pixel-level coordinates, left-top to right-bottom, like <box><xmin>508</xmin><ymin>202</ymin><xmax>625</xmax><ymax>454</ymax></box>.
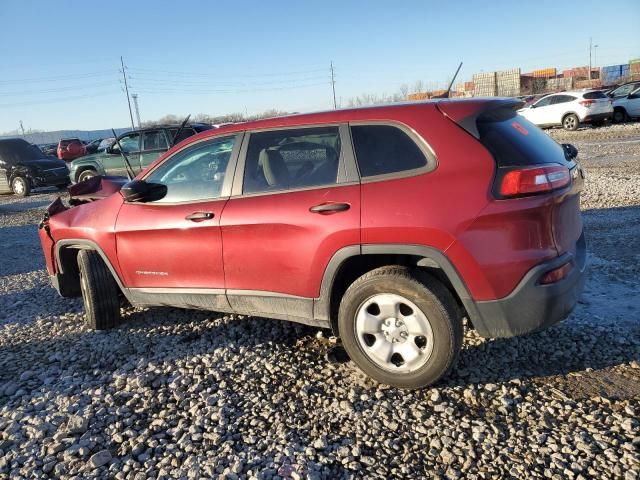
<box><xmin>0</xmin><ymin>139</ymin><xmax>47</xmax><ymax>163</ymax></box>
<box><xmin>610</xmin><ymin>84</ymin><xmax>640</xmax><ymax>98</ymax></box>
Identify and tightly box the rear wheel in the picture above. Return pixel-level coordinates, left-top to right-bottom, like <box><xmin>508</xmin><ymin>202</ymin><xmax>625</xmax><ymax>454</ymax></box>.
<box><xmin>77</xmin><ymin>250</ymin><xmax>120</xmax><ymax>330</ymax></box>
<box><xmin>612</xmin><ymin>108</ymin><xmax>627</xmax><ymax>124</ymax></box>
<box><xmin>562</xmin><ymin>113</ymin><xmax>579</xmax><ymax>131</ymax></box>
<box><xmin>338</xmin><ymin>266</ymin><xmax>462</xmax><ymax>389</ymax></box>
<box><xmin>77</xmin><ymin>169</ymin><xmax>98</xmax><ymax>183</ymax></box>
<box><xmin>11</xmin><ymin>176</ymin><xmax>30</xmax><ymax>197</ymax></box>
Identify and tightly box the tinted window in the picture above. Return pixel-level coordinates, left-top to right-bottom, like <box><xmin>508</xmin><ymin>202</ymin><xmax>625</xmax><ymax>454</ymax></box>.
<box><xmin>534</xmin><ymin>96</ymin><xmax>554</xmax><ymax>107</ymax></box>
<box><xmin>0</xmin><ymin>139</ymin><xmax>45</xmax><ymax>163</ymax></box>
<box><xmin>552</xmin><ymin>95</ymin><xmax>576</xmax><ymax>104</ymax></box>
<box><xmin>143</xmin><ymin>131</ymin><xmax>168</xmax><ymax>151</ymax></box>
<box><xmin>169</xmin><ymin>128</ymin><xmax>197</xmax><ymax>144</ymax></box>
<box><xmin>243</xmin><ymin>126</ymin><xmax>341</xmax><ymax>194</ymax></box>
<box><xmin>477</xmin><ymin>108</ymin><xmax>569</xmax><ymax>167</ymax></box>
<box><xmin>351</xmin><ymin>125</ymin><xmax>427</xmax><ymax>177</ymax></box>
<box><xmin>145</xmin><ymin>136</ymin><xmax>236</xmax><ymax>203</ymax></box>
<box><xmin>583</xmin><ymin>91</ymin><xmax>607</xmax><ymax>99</ymax></box>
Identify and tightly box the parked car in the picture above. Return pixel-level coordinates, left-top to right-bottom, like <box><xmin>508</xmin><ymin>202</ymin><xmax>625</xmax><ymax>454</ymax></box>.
<box><xmin>68</xmin><ymin>124</ymin><xmax>212</xmax><ymax>184</ymax></box>
<box><xmin>611</xmin><ymin>86</ymin><xmax>640</xmax><ymax>123</ymax></box>
<box><xmin>39</xmin><ymin>99</ymin><xmax>587</xmax><ymax>388</ymax></box>
<box><xmin>84</xmin><ymin>138</ymin><xmax>103</xmax><ymax>155</ymax></box>
<box><xmin>607</xmin><ymin>81</ymin><xmax>640</xmax><ymax>100</ymax></box>
<box><xmin>0</xmin><ymin>138</ymin><xmax>70</xmax><ymax>196</ymax></box>
<box><xmin>57</xmin><ymin>138</ymin><xmax>87</xmax><ymax>161</ymax></box>
<box><xmin>518</xmin><ymin>90</ymin><xmax>612</xmax><ymax>130</ymax></box>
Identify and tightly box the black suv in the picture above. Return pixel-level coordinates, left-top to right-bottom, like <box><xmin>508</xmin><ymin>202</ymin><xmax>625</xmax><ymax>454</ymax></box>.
<box><xmin>0</xmin><ymin>139</ymin><xmax>70</xmax><ymax>196</ymax></box>
<box><xmin>68</xmin><ymin>123</ymin><xmax>213</xmax><ymax>184</ymax></box>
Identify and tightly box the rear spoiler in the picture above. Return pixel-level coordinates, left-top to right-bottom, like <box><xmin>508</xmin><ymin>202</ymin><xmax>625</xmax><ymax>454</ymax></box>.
<box><xmin>436</xmin><ymin>98</ymin><xmax>524</xmax><ymax>139</ymax></box>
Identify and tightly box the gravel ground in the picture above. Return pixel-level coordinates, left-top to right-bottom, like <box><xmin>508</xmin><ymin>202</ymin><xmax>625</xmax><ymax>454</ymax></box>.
<box><xmin>1</xmin><ymin>124</ymin><xmax>639</xmax><ymax>479</ymax></box>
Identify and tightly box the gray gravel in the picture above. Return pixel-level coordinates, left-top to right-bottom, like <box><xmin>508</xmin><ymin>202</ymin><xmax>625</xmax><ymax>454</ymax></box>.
<box><xmin>1</xmin><ymin>124</ymin><xmax>639</xmax><ymax>479</ymax></box>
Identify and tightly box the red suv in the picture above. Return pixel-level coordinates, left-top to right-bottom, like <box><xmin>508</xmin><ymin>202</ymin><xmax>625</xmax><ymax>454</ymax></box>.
<box><xmin>57</xmin><ymin>138</ymin><xmax>86</xmax><ymax>161</ymax></box>
<box><xmin>39</xmin><ymin>99</ymin><xmax>587</xmax><ymax>388</ymax></box>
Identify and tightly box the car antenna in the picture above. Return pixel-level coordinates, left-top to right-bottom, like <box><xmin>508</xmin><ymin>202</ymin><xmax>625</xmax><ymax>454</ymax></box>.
<box><xmin>434</xmin><ymin>62</ymin><xmax>463</xmax><ymax>99</ymax></box>
<box><xmin>111</xmin><ymin>128</ymin><xmax>136</xmax><ymax>180</ymax></box>
<box><xmin>171</xmin><ymin>114</ymin><xmax>191</xmax><ymax>147</ymax></box>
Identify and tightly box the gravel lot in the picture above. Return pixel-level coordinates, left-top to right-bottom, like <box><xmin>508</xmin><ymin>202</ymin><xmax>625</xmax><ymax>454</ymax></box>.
<box><xmin>1</xmin><ymin>124</ymin><xmax>639</xmax><ymax>479</ymax></box>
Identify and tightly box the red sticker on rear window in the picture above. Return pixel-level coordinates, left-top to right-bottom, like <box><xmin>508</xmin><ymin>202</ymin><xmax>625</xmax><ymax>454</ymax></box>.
<box><xmin>511</xmin><ymin>121</ymin><xmax>529</xmax><ymax>135</ymax></box>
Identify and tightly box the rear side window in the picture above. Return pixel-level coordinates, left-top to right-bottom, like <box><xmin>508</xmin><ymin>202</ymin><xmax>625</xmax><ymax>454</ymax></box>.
<box><xmin>583</xmin><ymin>91</ymin><xmax>607</xmax><ymax>99</ymax></box>
<box><xmin>477</xmin><ymin>108</ymin><xmax>569</xmax><ymax>167</ymax></box>
<box><xmin>143</xmin><ymin>130</ymin><xmax>168</xmax><ymax>151</ymax></box>
<box><xmin>243</xmin><ymin>126</ymin><xmax>341</xmax><ymax>194</ymax></box>
<box><xmin>351</xmin><ymin>125</ymin><xmax>427</xmax><ymax>177</ymax></box>
<box><xmin>552</xmin><ymin>95</ymin><xmax>576</xmax><ymax>104</ymax></box>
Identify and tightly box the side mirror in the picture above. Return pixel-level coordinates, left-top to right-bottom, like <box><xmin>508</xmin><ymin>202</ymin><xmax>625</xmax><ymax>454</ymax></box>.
<box><xmin>529</xmin><ymin>104</ymin><xmax>536</xmax><ymax>108</ymax></box>
<box><xmin>561</xmin><ymin>143</ymin><xmax>578</xmax><ymax>161</ymax></box>
<box><xmin>120</xmin><ymin>179</ymin><xmax>167</xmax><ymax>203</ymax></box>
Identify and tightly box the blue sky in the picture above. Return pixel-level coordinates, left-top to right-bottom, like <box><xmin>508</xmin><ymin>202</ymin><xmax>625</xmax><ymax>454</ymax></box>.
<box><xmin>1</xmin><ymin>0</ymin><xmax>638</xmax><ymax>133</ymax></box>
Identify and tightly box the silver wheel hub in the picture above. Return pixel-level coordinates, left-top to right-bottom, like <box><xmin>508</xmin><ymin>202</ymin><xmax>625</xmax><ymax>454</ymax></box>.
<box><xmin>14</xmin><ymin>179</ymin><xmax>25</xmax><ymax>194</ymax></box>
<box><xmin>354</xmin><ymin>293</ymin><xmax>434</xmax><ymax>373</ymax></box>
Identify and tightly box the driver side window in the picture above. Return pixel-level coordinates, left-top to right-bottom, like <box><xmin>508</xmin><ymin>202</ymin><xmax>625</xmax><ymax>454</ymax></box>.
<box><xmin>144</xmin><ymin>136</ymin><xmax>236</xmax><ymax>203</ymax></box>
<box><xmin>535</xmin><ymin>96</ymin><xmax>554</xmax><ymax>108</ymax></box>
<box><xmin>118</xmin><ymin>134</ymin><xmax>141</xmax><ymax>154</ymax></box>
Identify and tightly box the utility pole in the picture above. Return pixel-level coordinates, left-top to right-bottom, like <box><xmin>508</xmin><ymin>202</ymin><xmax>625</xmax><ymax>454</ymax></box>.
<box><xmin>19</xmin><ymin>120</ymin><xmax>25</xmax><ymax>137</ymax></box>
<box><xmin>120</xmin><ymin>56</ymin><xmax>136</xmax><ymax>130</ymax></box>
<box><xmin>330</xmin><ymin>61</ymin><xmax>337</xmax><ymax>109</ymax></box>
<box><xmin>589</xmin><ymin>37</ymin><xmax>592</xmax><ymax>87</ymax></box>
<box><xmin>131</xmin><ymin>93</ymin><xmax>141</xmax><ymax>128</ymax></box>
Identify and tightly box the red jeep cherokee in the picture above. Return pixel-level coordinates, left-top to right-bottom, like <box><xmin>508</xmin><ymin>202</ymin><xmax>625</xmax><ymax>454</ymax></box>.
<box><xmin>39</xmin><ymin>99</ymin><xmax>587</xmax><ymax>388</ymax></box>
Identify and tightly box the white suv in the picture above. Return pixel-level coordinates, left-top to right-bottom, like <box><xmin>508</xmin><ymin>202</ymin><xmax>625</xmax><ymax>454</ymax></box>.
<box><xmin>611</xmin><ymin>86</ymin><xmax>640</xmax><ymax>123</ymax></box>
<box><xmin>518</xmin><ymin>90</ymin><xmax>613</xmax><ymax>130</ymax></box>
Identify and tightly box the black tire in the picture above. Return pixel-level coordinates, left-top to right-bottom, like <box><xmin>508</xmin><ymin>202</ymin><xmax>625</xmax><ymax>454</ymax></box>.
<box><xmin>11</xmin><ymin>176</ymin><xmax>30</xmax><ymax>197</ymax></box>
<box><xmin>56</xmin><ymin>184</ymin><xmax>69</xmax><ymax>191</ymax></box>
<box><xmin>591</xmin><ymin>120</ymin><xmax>605</xmax><ymax>128</ymax></box>
<box><xmin>562</xmin><ymin>113</ymin><xmax>579</xmax><ymax>131</ymax></box>
<box><xmin>338</xmin><ymin>266</ymin><xmax>462</xmax><ymax>389</ymax></box>
<box><xmin>612</xmin><ymin>108</ymin><xmax>627</xmax><ymax>124</ymax></box>
<box><xmin>77</xmin><ymin>169</ymin><xmax>98</xmax><ymax>183</ymax></box>
<box><xmin>77</xmin><ymin>250</ymin><xmax>120</xmax><ymax>330</ymax></box>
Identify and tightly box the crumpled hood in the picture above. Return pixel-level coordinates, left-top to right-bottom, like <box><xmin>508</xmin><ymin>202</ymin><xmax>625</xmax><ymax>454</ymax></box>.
<box><xmin>67</xmin><ymin>176</ymin><xmax>128</xmax><ymax>205</ymax></box>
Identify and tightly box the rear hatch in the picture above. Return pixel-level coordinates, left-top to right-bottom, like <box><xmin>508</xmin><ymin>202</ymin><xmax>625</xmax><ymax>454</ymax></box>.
<box><xmin>581</xmin><ymin>90</ymin><xmax>612</xmax><ymax>114</ymax></box>
<box><xmin>438</xmin><ymin>99</ymin><xmax>584</xmax><ymax>256</ymax></box>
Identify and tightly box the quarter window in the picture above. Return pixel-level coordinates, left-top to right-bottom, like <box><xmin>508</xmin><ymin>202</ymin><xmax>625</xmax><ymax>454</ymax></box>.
<box><xmin>242</xmin><ymin>126</ymin><xmax>341</xmax><ymax>194</ymax></box>
<box><xmin>351</xmin><ymin>124</ymin><xmax>428</xmax><ymax>178</ymax></box>
<box><xmin>144</xmin><ymin>136</ymin><xmax>236</xmax><ymax>203</ymax></box>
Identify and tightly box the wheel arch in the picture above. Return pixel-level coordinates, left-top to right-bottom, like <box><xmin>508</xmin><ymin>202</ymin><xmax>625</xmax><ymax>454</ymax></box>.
<box><xmin>55</xmin><ymin>239</ymin><xmax>128</xmax><ymax>299</ymax></box>
<box><xmin>314</xmin><ymin>244</ymin><xmax>485</xmax><ymax>335</ymax></box>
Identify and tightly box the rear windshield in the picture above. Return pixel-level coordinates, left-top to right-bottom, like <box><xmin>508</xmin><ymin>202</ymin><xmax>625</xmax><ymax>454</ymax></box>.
<box><xmin>583</xmin><ymin>91</ymin><xmax>607</xmax><ymax>99</ymax></box>
<box><xmin>477</xmin><ymin>108</ymin><xmax>569</xmax><ymax>167</ymax></box>
<box><xmin>0</xmin><ymin>140</ymin><xmax>46</xmax><ymax>163</ymax></box>
<box><xmin>60</xmin><ymin>139</ymin><xmax>81</xmax><ymax>147</ymax></box>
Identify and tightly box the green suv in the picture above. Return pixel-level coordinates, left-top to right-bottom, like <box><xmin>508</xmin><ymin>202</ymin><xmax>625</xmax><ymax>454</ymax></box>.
<box><xmin>69</xmin><ymin>124</ymin><xmax>212</xmax><ymax>183</ymax></box>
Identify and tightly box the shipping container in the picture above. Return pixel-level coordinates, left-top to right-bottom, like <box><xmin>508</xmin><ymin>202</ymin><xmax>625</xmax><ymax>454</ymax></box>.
<box><xmin>464</xmin><ymin>81</ymin><xmax>474</xmax><ymax>91</ymax></box>
<box><xmin>531</xmin><ymin>67</ymin><xmax>557</xmax><ymax>78</ymax></box>
<box><xmin>407</xmin><ymin>92</ymin><xmax>429</xmax><ymax>101</ymax></box>
<box><xmin>496</xmin><ymin>68</ymin><xmax>521</xmax><ymax>97</ymax></box>
<box><xmin>473</xmin><ymin>72</ymin><xmax>497</xmax><ymax>97</ymax></box>
<box><xmin>629</xmin><ymin>58</ymin><xmax>640</xmax><ymax>65</ymax></box>
<box><xmin>631</xmin><ymin>63</ymin><xmax>640</xmax><ymax>74</ymax></box>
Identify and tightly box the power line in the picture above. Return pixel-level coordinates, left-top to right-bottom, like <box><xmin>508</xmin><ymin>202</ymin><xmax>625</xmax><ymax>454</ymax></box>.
<box><xmin>0</xmin><ymin>70</ymin><xmax>117</xmax><ymax>85</ymax></box>
<box><xmin>0</xmin><ymin>81</ymin><xmax>120</xmax><ymax>97</ymax></box>
<box><xmin>120</xmin><ymin>56</ymin><xmax>135</xmax><ymax>131</ymax></box>
<box><xmin>0</xmin><ymin>90</ymin><xmax>120</xmax><ymax>109</ymax></box>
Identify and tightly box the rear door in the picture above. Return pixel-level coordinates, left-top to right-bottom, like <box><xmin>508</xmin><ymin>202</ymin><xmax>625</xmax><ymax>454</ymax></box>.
<box><xmin>626</xmin><ymin>88</ymin><xmax>640</xmax><ymax>116</ymax></box>
<box><xmin>139</xmin><ymin>129</ymin><xmax>170</xmax><ymax>170</ymax></box>
<box><xmin>108</xmin><ymin>132</ymin><xmax>141</xmax><ymax>177</ymax></box>
<box><xmin>220</xmin><ymin>124</ymin><xmax>360</xmax><ymax>307</ymax></box>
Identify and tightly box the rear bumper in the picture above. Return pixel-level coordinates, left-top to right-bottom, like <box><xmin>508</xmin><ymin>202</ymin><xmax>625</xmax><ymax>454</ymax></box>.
<box><xmin>582</xmin><ymin>112</ymin><xmax>610</xmax><ymax>123</ymax></box>
<box><xmin>470</xmin><ymin>232</ymin><xmax>587</xmax><ymax>338</ymax></box>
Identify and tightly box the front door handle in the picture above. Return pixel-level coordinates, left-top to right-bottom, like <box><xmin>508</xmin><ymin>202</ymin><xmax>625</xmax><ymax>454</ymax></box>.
<box><xmin>185</xmin><ymin>211</ymin><xmax>215</xmax><ymax>222</ymax></box>
<box><xmin>309</xmin><ymin>202</ymin><xmax>351</xmax><ymax>214</ymax></box>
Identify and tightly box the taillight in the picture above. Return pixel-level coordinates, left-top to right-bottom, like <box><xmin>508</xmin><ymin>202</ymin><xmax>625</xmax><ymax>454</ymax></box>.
<box><xmin>540</xmin><ymin>262</ymin><xmax>573</xmax><ymax>284</ymax></box>
<box><xmin>579</xmin><ymin>99</ymin><xmax>595</xmax><ymax>107</ymax></box>
<box><xmin>497</xmin><ymin>164</ymin><xmax>571</xmax><ymax>198</ymax></box>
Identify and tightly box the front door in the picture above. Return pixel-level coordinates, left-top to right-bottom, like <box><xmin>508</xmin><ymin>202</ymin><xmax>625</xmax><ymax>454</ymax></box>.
<box><xmin>106</xmin><ymin>132</ymin><xmax>141</xmax><ymax>177</ymax></box>
<box><xmin>220</xmin><ymin>125</ymin><xmax>360</xmax><ymax>307</ymax></box>
<box><xmin>115</xmin><ymin>133</ymin><xmax>242</xmax><ymax>296</ymax></box>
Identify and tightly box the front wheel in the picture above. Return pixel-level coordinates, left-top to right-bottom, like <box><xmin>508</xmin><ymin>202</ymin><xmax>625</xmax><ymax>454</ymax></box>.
<box><xmin>612</xmin><ymin>109</ymin><xmax>627</xmax><ymax>124</ymax></box>
<box><xmin>338</xmin><ymin>266</ymin><xmax>462</xmax><ymax>389</ymax></box>
<box><xmin>11</xmin><ymin>176</ymin><xmax>30</xmax><ymax>197</ymax></box>
<box><xmin>77</xmin><ymin>169</ymin><xmax>98</xmax><ymax>183</ymax></box>
<box><xmin>77</xmin><ymin>250</ymin><xmax>121</xmax><ymax>330</ymax></box>
<box><xmin>562</xmin><ymin>113</ymin><xmax>579</xmax><ymax>131</ymax></box>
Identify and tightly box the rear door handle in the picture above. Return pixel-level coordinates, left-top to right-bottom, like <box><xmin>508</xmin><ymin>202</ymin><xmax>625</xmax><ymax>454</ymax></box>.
<box><xmin>185</xmin><ymin>211</ymin><xmax>215</xmax><ymax>222</ymax></box>
<box><xmin>309</xmin><ymin>202</ymin><xmax>351</xmax><ymax>214</ymax></box>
